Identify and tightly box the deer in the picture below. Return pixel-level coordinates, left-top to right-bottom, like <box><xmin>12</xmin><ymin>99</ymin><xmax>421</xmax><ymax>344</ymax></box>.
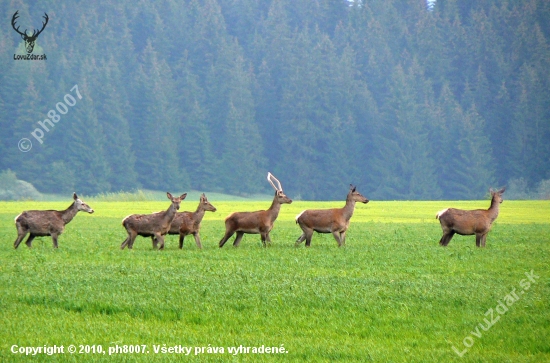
<box><xmin>14</xmin><ymin>193</ymin><xmax>94</xmax><ymax>249</ymax></box>
<box><xmin>11</xmin><ymin>10</ymin><xmax>49</xmax><ymax>54</ymax></box>
<box><xmin>120</xmin><ymin>192</ymin><xmax>187</xmax><ymax>250</ymax></box>
<box><xmin>147</xmin><ymin>193</ymin><xmax>216</xmax><ymax>249</ymax></box>
<box><xmin>150</xmin><ymin>193</ymin><xmax>215</xmax><ymax>249</ymax></box>
<box><xmin>295</xmin><ymin>185</ymin><xmax>369</xmax><ymax>247</ymax></box>
<box><xmin>219</xmin><ymin>173</ymin><xmax>292</xmax><ymax>248</ymax></box>
<box><xmin>436</xmin><ymin>187</ymin><xmax>506</xmax><ymax>248</ymax></box>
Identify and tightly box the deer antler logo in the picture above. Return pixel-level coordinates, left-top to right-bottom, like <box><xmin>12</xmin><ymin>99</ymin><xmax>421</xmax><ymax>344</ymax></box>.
<box><xmin>11</xmin><ymin>10</ymin><xmax>49</xmax><ymax>54</ymax></box>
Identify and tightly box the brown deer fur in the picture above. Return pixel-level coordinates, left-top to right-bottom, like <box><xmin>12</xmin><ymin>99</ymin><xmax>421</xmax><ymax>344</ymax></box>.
<box><xmin>121</xmin><ymin>192</ymin><xmax>187</xmax><ymax>250</ymax></box>
<box><xmin>436</xmin><ymin>187</ymin><xmax>505</xmax><ymax>247</ymax></box>
<box><xmin>219</xmin><ymin>190</ymin><xmax>292</xmax><ymax>247</ymax></box>
<box><xmin>295</xmin><ymin>185</ymin><xmax>369</xmax><ymax>247</ymax></box>
<box><xmin>13</xmin><ymin>193</ymin><xmax>94</xmax><ymax>249</ymax></box>
<box><xmin>177</xmin><ymin>193</ymin><xmax>216</xmax><ymax>249</ymax></box>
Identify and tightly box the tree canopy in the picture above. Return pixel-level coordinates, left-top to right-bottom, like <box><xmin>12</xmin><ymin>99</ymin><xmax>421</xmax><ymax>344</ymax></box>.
<box><xmin>1</xmin><ymin>0</ymin><xmax>549</xmax><ymax>200</ymax></box>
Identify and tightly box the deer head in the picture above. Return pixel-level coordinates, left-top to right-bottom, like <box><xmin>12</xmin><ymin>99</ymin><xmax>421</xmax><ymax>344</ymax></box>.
<box><xmin>490</xmin><ymin>187</ymin><xmax>506</xmax><ymax>204</ymax></box>
<box><xmin>348</xmin><ymin>184</ymin><xmax>369</xmax><ymax>204</ymax></box>
<box><xmin>268</xmin><ymin>172</ymin><xmax>292</xmax><ymax>204</ymax></box>
<box><xmin>167</xmin><ymin>192</ymin><xmax>187</xmax><ymax>211</ymax></box>
<box><xmin>12</xmin><ymin>11</ymin><xmax>49</xmax><ymax>54</ymax></box>
<box><xmin>200</xmin><ymin>193</ymin><xmax>217</xmax><ymax>212</ymax></box>
<box><xmin>73</xmin><ymin>193</ymin><xmax>94</xmax><ymax>213</ymax></box>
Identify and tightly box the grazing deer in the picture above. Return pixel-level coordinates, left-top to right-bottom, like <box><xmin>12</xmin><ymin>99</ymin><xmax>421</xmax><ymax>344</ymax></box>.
<box><xmin>121</xmin><ymin>192</ymin><xmax>187</xmax><ymax>250</ymax></box>
<box><xmin>178</xmin><ymin>193</ymin><xmax>217</xmax><ymax>249</ymax></box>
<box><xmin>436</xmin><ymin>187</ymin><xmax>506</xmax><ymax>247</ymax></box>
<box><xmin>295</xmin><ymin>185</ymin><xmax>369</xmax><ymax>247</ymax></box>
<box><xmin>14</xmin><ymin>193</ymin><xmax>94</xmax><ymax>249</ymax></box>
<box><xmin>219</xmin><ymin>173</ymin><xmax>292</xmax><ymax>248</ymax></box>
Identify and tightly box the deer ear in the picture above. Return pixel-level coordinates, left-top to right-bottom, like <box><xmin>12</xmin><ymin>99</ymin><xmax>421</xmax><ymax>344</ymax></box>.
<box><xmin>499</xmin><ymin>187</ymin><xmax>506</xmax><ymax>194</ymax></box>
<box><xmin>73</xmin><ymin>192</ymin><xmax>78</xmax><ymax>200</ymax></box>
<box><xmin>180</xmin><ymin>193</ymin><xmax>187</xmax><ymax>200</ymax></box>
<box><xmin>167</xmin><ymin>192</ymin><xmax>173</xmax><ymax>200</ymax></box>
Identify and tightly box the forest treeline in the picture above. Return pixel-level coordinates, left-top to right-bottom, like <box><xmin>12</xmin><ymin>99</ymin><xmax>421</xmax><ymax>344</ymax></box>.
<box><xmin>1</xmin><ymin>0</ymin><xmax>549</xmax><ymax>200</ymax></box>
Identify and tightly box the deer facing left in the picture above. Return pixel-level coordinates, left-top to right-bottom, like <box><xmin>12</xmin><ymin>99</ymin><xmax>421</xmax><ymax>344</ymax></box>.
<box><xmin>121</xmin><ymin>192</ymin><xmax>187</xmax><ymax>250</ymax></box>
<box><xmin>14</xmin><ymin>193</ymin><xmax>94</xmax><ymax>249</ymax></box>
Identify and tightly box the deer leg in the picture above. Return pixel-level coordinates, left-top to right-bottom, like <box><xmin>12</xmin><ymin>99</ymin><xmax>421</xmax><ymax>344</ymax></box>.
<box><xmin>121</xmin><ymin>235</ymin><xmax>131</xmax><ymax>250</ymax></box>
<box><xmin>304</xmin><ymin>230</ymin><xmax>314</xmax><ymax>247</ymax></box>
<box><xmin>295</xmin><ymin>233</ymin><xmax>306</xmax><ymax>246</ymax></box>
<box><xmin>260</xmin><ymin>232</ymin><xmax>271</xmax><ymax>247</ymax></box>
<box><xmin>439</xmin><ymin>231</ymin><xmax>455</xmax><ymax>246</ymax></box>
<box><xmin>475</xmin><ymin>234</ymin><xmax>482</xmax><ymax>247</ymax></box>
<box><xmin>219</xmin><ymin>231</ymin><xmax>235</xmax><ymax>248</ymax></box>
<box><xmin>233</xmin><ymin>232</ymin><xmax>245</xmax><ymax>247</ymax></box>
<box><xmin>14</xmin><ymin>231</ymin><xmax>28</xmax><ymax>249</ymax></box>
<box><xmin>151</xmin><ymin>236</ymin><xmax>159</xmax><ymax>249</ymax></box>
<box><xmin>481</xmin><ymin>234</ymin><xmax>487</xmax><ymax>248</ymax></box>
<box><xmin>263</xmin><ymin>232</ymin><xmax>272</xmax><ymax>247</ymax></box>
<box><xmin>179</xmin><ymin>233</ymin><xmax>185</xmax><ymax>249</ymax></box>
<box><xmin>193</xmin><ymin>233</ymin><xmax>203</xmax><ymax>249</ymax></box>
<box><xmin>127</xmin><ymin>231</ymin><xmax>138</xmax><ymax>249</ymax></box>
<box><xmin>332</xmin><ymin>231</ymin><xmax>343</xmax><ymax>247</ymax></box>
<box><xmin>340</xmin><ymin>231</ymin><xmax>347</xmax><ymax>246</ymax></box>
<box><xmin>51</xmin><ymin>234</ymin><xmax>59</xmax><ymax>248</ymax></box>
<box><xmin>24</xmin><ymin>234</ymin><xmax>36</xmax><ymax>248</ymax></box>
<box><xmin>156</xmin><ymin>234</ymin><xmax>165</xmax><ymax>250</ymax></box>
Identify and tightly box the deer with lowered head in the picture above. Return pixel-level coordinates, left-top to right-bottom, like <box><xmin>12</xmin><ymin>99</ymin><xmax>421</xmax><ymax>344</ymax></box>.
<box><xmin>148</xmin><ymin>193</ymin><xmax>216</xmax><ymax>249</ymax></box>
<box><xmin>121</xmin><ymin>192</ymin><xmax>187</xmax><ymax>250</ymax></box>
<box><xmin>14</xmin><ymin>193</ymin><xmax>94</xmax><ymax>249</ymax></box>
<box><xmin>436</xmin><ymin>187</ymin><xmax>506</xmax><ymax>247</ymax></box>
<box><xmin>295</xmin><ymin>184</ymin><xmax>369</xmax><ymax>247</ymax></box>
<box><xmin>219</xmin><ymin>173</ymin><xmax>292</xmax><ymax>248</ymax></box>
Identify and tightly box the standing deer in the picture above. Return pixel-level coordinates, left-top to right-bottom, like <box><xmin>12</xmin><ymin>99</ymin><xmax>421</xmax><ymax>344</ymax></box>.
<box><xmin>295</xmin><ymin>185</ymin><xmax>369</xmax><ymax>247</ymax></box>
<box><xmin>14</xmin><ymin>193</ymin><xmax>94</xmax><ymax>249</ymax></box>
<box><xmin>151</xmin><ymin>193</ymin><xmax>216</xmax><ymax>248</ymax></box>
<box><xmin>121</xmin><ymin>192</ymin><xmax>187</xmax><ymax>250</ymax></box>
<box><xmin>219</xmin><ymin>173</ymin><xmax>292</xmax><ymax>248</ymax></box>
<box><xmin>177</xmin><ymin>193</ymin><xmax>217</xmax><ymax>249</ymax></box>
<box><xmin>436</xmin><ymin>187</ymin><xmax>505</xmax><ymax>247</ymax></box>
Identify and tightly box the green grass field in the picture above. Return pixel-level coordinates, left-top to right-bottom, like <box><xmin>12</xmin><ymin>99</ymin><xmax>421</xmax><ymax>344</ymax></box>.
<box><xmin>0</xmin><ymin>199</ymin><xmax>548</xmax><ymax>362</ymax></box>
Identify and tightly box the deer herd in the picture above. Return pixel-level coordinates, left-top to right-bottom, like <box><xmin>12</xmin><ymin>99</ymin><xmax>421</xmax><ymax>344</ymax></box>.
<box><xmin>12</xmin><ymin>173</ymin><xmax>506</xmax><ymax>250</ymax></box>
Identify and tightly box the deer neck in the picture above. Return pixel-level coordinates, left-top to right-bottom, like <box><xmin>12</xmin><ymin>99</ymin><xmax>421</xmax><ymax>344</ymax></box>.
<box><xmin>164</xmin><ymin>203</ymin><xmax>178</xmax><ymax>223</ymax></box>
<box><xmin>488</xmin><ymin>198</ymin><xmax>501</xmax><ymax>222</ymax></box>
<box><xmin>61</xmin><ymin>202</ymin><xmax>79</xmax><ymax>224</ymax></box>
<box><xmin>193</xmin><ymin>206</ymin><xmax>206</xmax><ymax>223</ymax></box>
<box><xmin>268</xmin><ymin>198</ymin><xmax>282</xmax><ymax>223</ymax></box>
<box><xmin>342</xmin><ymin>197</ymin><xmax>356</xmax><ymax>221</ymax></box>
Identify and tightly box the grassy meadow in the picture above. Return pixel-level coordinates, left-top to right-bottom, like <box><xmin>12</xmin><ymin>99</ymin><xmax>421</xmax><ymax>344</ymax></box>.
<box><xmin>0</xmin><ymin>198</ymin><xmax>548</xmax><ymax>362</ymax></box>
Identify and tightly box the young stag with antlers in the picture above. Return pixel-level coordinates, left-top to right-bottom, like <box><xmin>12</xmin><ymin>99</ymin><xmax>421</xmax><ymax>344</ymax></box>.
<box><xmin>121</xmin><ymin>192</ymin><xmax>187</xmax><ymax>250</ymax></box>
<box><xmin>295</xmin><ymin>185</ymin><xmax>369</xmax><ymax>247</ymax></box>
<box><xmin>436</xmin><ymin>187</ymin><xmax>505</xmax><ymax>247</ymax></box>
<box><xmin>148</xmin><ymin>193</ymin><xmax>216</xmax><ymax>249</ymax></box>
<box><xmin>219</xmin><ymin>173</ymin><xmax>292</xmax><ymax>248</ymax></box>
<box><xmin>14</xmin><ymin>193</ymin><xmax>94</xmax><ymax>249</ymax></box>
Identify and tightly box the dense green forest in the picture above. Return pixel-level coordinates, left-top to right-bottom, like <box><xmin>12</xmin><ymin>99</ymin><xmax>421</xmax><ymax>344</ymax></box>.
<box><xmin>1</xmin><ymin>0</ymin><xmax>549</xmax><ymax>200</ymax></box>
